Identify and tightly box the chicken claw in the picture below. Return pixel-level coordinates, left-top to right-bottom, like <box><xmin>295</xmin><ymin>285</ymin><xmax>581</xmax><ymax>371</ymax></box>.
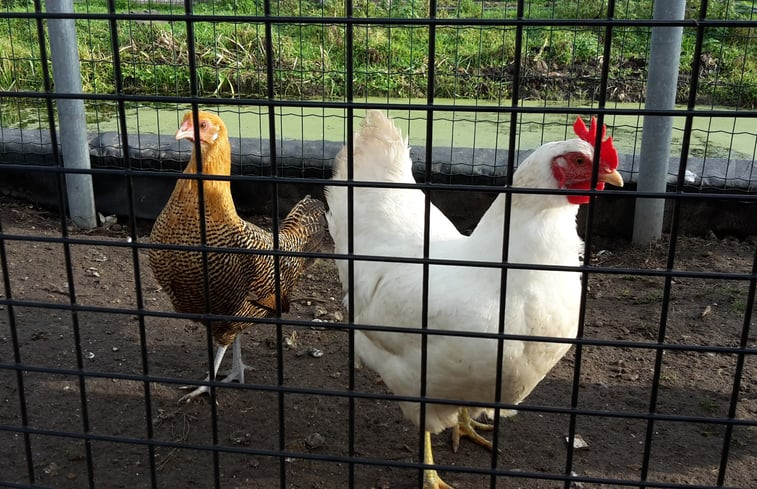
<box><xmin>424</xmin><ymin>470</ymin><xmax>455</xmax><ymax>489</ymax></box>
<box><xmin>423</xmin><ymin>431</ymin><xmax>455</xmax><ymax>489</ymax></box>
<box><xmin>178</xmin><ymin>376</ymin><xmax>213</xmax><ymax>404</ymax></box>
<box><xmin>177</xmin><ymin>337</ymin><xmax>251</xmax><ymax>404</ymax></box>
<box><xmin>451</xmin><ymin>408</ymin><xmax>495</xmax><ymax>453</ymax></box>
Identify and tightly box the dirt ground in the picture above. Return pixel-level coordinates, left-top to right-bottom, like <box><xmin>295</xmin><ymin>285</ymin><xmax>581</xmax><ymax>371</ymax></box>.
<box><xmin>0</xmin><ymin>194</ymin><xmax>755</xmax><ymax>489</ymax></box>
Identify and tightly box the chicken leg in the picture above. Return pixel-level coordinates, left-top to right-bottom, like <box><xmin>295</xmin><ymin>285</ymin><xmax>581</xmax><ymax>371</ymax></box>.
<box><xmin>451</xmin><ymin>407</ymin><xmax>495</xmax><ymax>453</ymax></box>
<box><xmin>423</xmin><ymin>431</ymin><xmax>455</xmax><ymax>489</ymax></box>
<box><xmin>178</xmin><ymin>336</ymin><xmax>251</xmax><ymax>403</ymax></box>
<box><xmin>220</xmin><ymin>335</ymin><xmax>252</xmax><ymax>384</ymax></box>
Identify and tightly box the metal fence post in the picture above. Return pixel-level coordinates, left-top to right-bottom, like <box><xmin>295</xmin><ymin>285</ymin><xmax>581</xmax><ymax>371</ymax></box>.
<box><xmin>47</xmin><ymin>0</ymin><xmax>97</xmax><ymax>229</ymax></box>
<box><xmin>631</xmin><ymin>0</ymin><xmax>686</xmax><ymax>245</ymax></box>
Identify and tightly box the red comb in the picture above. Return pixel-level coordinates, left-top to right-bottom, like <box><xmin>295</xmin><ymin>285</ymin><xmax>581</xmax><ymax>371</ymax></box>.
<box><xmin>573</xmin><ymin>117</ymin><xmax>619</xmax><ymax>169</ymax></box>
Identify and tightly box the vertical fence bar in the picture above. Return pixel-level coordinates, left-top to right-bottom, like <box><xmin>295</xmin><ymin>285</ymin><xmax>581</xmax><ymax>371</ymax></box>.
<box><xmin>104</xmin><ymin>0</ymin><xmax>157</xmax><ymax>486</ymax></box>
<box><xmin>489</xmin><ymin>1</ymin><xmax>525</xmax><ymax>487</ymax></box>
<box><xmin>639</xmin><ymin>1</ymin><xmax>709</xmax><ymax>486</ymax></box>
<box><xmin>33</xmin><ymin>0</ymin><xmax>96</xmax><ymax>486</ymax></box>
<box><xmin>344</xmin><ymin>1</ymin><xmax>356</xmax><ymax>487</ymax></box>
<box><xmin>716</xmin><ymin>245</ymin><xmax>756</xmax><ymax>485</ymax></box>
<box><xmin>563</xmin><ymin>0</ymin><xmax>617</xmax><ymax>485</ymax></box>
<box><xmin>0</xmin><ymin>222</ymin><xmax>35</xmax><ymax>484</ymax></box>
<box><xmin>419</xmin><ymin>1</ymin><xmax>437</xmax><ymax>485</ymax></box>
<box><xmin>46</xmin><ymin>0</ymin><xmax>96</xmax><ymax>229</ymax></box>
<box><xmin>260</xmin><ymin>1</ymin><xmax>287</xmax><ymax>485</ymax></box>
<box><xmin>632</xmin><ymin>0</ymin><xmax>686</xmax><ymax>244</ymax></box>
<box><xmin>181</xmin><ymin>1</ymin><xmax>222</xmax><ymax>487</ymax></box>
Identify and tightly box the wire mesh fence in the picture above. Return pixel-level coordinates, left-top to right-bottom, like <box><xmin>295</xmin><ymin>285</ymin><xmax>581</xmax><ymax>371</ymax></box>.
<box><xmin>0</xmin><ymin>1</ymin><xmax>756</xmax><ymax>488</ymax></box>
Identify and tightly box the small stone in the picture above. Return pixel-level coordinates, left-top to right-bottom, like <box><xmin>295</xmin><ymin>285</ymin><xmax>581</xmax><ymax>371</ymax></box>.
<box><xmin>229</xmin><ymin>431</ymin><xmax>251</xmax><ymax>446</ymax></box>
<box><xmin>565</xmin><ymin>434</ymin><xmax>589</xmax><ymax>450</ymax></box>
<box><xmin>43</xmin><ymin>462</ymin><xmax>60</xmax><ymax>476</ymax></box>
<box><xmin>283</xmin><ymin>331</ymin><xmax>298</xmax><ymax>349</ymax></box>
<box><xmin>31</xmin><ymin>331</ymin><xmax>48</xmax><ymax>341</ymax></box>
<box><xmin>569</xmin><ymin>471</ymin><xmax>585</xmax><ymax>489</ymax></box>
<box><xmin>87</xmin><ymin>249</ymin><xmax>108</xmax><ymax>263</ymax></box>
<box><xmin>97</xmin><ymin>212</ymin><xmax>117</xmax><ymax>227</ymax></box>
<box><xmin>304</xmin><ymin>432</ymin><xmax>325</xmax><ymax>449</ymax></box>
<box><xmin>308</xmin><ymin>347</ymin><xmax>323</xmax><ymax>358</ymax></box>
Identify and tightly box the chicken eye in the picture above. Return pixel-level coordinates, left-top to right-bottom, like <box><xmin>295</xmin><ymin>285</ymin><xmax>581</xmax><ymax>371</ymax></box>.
<box><xmin>200</xmin><ymin>121</ymin><xmax>207</xmax><ymax>129</ymax></box>
<box><xmin>575</xmin><ymin>157</ymin><xmax>585</xmax><ymax>165</ymax></box>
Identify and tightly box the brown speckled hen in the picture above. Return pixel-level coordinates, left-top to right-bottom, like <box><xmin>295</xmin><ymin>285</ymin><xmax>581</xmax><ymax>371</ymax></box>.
<box><xmin>149</xmin><ymin>110</ymin><xmax>326</xmax><ymax>403</ymax></box>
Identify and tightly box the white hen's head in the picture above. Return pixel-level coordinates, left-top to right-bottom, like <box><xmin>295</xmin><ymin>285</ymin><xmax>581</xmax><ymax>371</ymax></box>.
<box><xmin>514</xmin><ymin>118</ymin><xmax>623</xmax><ymax>205</ymax></box>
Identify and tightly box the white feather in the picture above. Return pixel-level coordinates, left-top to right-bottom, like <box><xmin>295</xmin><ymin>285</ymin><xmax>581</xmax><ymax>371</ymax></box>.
<box><xmin>325</xmin><ymin>111</ymin><xmax>591</xmax><ymax>433</ymax></box>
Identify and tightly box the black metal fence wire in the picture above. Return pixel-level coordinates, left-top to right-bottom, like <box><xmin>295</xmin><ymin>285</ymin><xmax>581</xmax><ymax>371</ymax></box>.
<box><xmin>0</xmin><ymin>1</ymin><xmax>756</xmax><ymax>489</ymax></box>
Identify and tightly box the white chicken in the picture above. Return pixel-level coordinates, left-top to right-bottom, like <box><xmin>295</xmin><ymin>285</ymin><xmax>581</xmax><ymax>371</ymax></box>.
<box><xmin>325</xmin><ymin>111</ymin><xmax>623</xmax><ymax>488</ymax></box>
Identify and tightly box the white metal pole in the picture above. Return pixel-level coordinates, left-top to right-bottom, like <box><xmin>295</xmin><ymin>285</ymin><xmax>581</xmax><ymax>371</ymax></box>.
<box><xmin>47</xmin><ymin>0</ymin><xmax>97</xmax><ymax>229</ymax></box>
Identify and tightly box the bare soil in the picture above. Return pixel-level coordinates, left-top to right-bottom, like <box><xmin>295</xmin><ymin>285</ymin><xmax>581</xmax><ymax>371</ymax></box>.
<box><xmin>1</xmin><ymin>195</ymin><xmax>755</xmax><ymax>489</ymax></box>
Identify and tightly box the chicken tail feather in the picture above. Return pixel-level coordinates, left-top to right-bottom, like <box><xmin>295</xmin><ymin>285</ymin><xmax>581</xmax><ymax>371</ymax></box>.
<box><xmin>331</xmin><ymin>110</ymin><xmax>413</xmax><ymax>183</ymax></box>
<box><xmin>279</xmin><ymin>195</ymin><xmax>327</xmax><ymax>253</ymax></box>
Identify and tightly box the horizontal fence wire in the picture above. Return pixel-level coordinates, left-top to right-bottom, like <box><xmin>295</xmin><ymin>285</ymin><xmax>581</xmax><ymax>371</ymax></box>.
<box><xmin>1</xmin><ymin>1</ymin><xmax>756</xmax><ymax>489</ymax></box>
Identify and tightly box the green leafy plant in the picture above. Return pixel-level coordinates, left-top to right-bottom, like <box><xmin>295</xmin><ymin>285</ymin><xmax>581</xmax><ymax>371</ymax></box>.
<box><xmin>0</xmin><ymin>0</ymin><xmax>754</xmax><ymax>106</ymax></box>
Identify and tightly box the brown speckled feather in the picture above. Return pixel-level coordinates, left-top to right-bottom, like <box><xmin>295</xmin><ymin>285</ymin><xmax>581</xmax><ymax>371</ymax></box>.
<box><xmin>148</xmin><ymin>111</ymin><xmax>326</xmax><ymax>347</ymax></box>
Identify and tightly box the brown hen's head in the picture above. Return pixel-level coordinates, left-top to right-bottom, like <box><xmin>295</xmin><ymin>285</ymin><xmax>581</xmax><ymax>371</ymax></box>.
<box><xmin>176</xmin><ymin>110</ymin><xmax>228</xmax><ymax>148</ymax></box>
<box><xmin>550</xmin><ymin>117</ymin><xmax>624</xmax><ymax>205</ymax></box>
<box><xmin>175</xmin><ymin>110</ymin><xmax>231</xmax><ymax>175</ymax></box>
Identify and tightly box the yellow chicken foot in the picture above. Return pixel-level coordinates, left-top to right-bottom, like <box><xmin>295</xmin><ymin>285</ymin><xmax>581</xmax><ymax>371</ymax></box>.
<box><xmin>451</xmin><ymin>407</ymin><xmax>495</xmax><ymax>453</ymax></box>
<box><xmin>423</xmin><ymin>431</ymin><xmax>455</xmax><ymax>489</ymax></box>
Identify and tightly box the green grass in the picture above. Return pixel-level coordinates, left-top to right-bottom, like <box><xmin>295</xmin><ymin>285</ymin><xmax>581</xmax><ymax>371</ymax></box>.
<box><xmin>699</xmin><ymin>398</ymin><xmax>719</xmax><ymax>414</ymax></box>
<box><xmin>731</xmin><ymin>298</ymin><xmax>747</xmax><ymax>314</ymax></box>
<box><xmin>0</xmin><ymin>0</ymin><xmax>755</xmax><ymax>107</ymax></box>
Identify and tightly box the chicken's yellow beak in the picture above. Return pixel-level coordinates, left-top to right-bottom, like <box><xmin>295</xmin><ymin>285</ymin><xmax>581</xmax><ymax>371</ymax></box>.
<box><xmin>599</xmin><ymin>169</ymin><xmax>624</xmax><ymax>188</ymax></box>
<box><xmin>175</xmin><ymin>121</ymin><xmax>194</xmax><ymax>142</ymax></box>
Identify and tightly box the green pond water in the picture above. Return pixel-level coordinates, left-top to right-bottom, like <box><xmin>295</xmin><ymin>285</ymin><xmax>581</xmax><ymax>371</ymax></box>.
<box><xmin>3</xmin><ymin>98</ymin><xmax>756</xmax><ymax>160</ymax></box>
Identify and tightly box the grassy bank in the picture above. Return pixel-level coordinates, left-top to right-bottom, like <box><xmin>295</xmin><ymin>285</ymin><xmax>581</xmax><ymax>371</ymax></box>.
<box><xmin>0</xmin><ymin>0</ymin><xmax>755</xmax><ymax>107</ymax></box>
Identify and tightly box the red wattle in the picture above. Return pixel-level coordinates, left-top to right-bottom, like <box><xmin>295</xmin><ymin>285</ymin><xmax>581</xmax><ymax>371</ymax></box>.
<box><xmin>552</xmin><ymin>163</ymin><xmax>604</xmax><ymax>205</ymax></box>
<box><xmin>566</xmin><ymin>181</ymin><xmax>594</xmax><ymax>205</ymax></box>
<box><xmin>568</xmin><ymin>195</ymin><xmax>590</xmax><ymax>205</ymax></box>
